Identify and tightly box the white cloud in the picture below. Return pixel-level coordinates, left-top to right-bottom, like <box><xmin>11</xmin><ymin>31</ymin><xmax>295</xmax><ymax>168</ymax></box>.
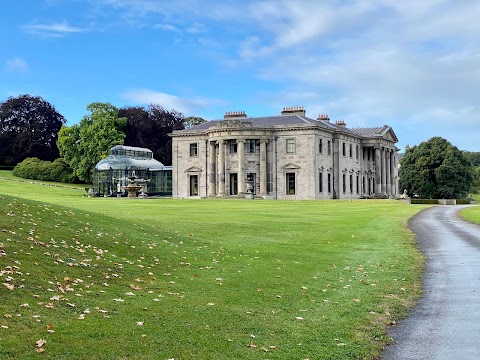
<box><xmin>121</xmin><ymin>89</ymin><xmax>226</xmax><ymax>115</ymax></box>
<box><xmin>153</xmin><ymin>23</ymin><xmax>181</xmax><ymax>32</ymax></box>
<box><xmin>22</xmin><ymin>20</ymin><xmax>91</xmax><ymax>38</ymax></box>
<box><xmin>5</xmin><ymin>57</ymin><xmax>29</xmax><ymax>73</ymax></box>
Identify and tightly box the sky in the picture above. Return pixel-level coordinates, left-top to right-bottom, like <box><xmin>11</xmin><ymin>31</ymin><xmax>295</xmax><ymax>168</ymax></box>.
<box><xmin>1</xmin><ymin>0</ymin><xmax>479</xmax><ymax>152</ymax></box>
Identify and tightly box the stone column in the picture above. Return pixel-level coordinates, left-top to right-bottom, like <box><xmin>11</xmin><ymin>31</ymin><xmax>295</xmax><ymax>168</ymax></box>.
<box><xmin>259</xmin><ymin>139</ymin><xmax>268</xmax><ymax>196</ymax></box>
<box><xmin>208</xmin><ymin>141</ymin><xmax>216</xmax><ymax>197</ymax></box>
<box><xmin>375</xmin><ymin>147</ymin><xmax>382</xmax><ymax>195</ymax></box>
<box><xmin>237</xmin><ymin>139</ymin><xmax>245</xmax><ymax>196</ymax></box>
<box><xmin>218</xmin><ymin>140</ymin><xmax>226</xmax><ymax>196</ymax></box>
<box><xmin>391</xmin><ymin>152</ymin><xmax>397</xmax><ymax>196</ymax></box>
<box><xmin>386</xmin><ymin>149</ymin><xmax>392</xmax><ymax>196</ymax></box>
<box><xmin>381</xmin><ymin>148</ymin><xmax>386</xmax><ymax>195</ymax></box>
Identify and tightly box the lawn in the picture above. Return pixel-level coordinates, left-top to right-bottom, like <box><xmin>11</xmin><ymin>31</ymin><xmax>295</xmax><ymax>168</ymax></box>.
<box><xmin>460</xmin><ymin>193</ymin><xmax>480</xmax><ymax>224</ymax></box>
<box><xmin>0</xmin><ymin>173</ymin><xmax>426</xmax><ymax>359</ymax></box>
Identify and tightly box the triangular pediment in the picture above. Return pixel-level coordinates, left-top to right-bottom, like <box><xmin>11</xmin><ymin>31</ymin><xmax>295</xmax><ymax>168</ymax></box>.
<box><xmin>281</xmin><ymin>163</ymin><xmax>300</xmax><ymax>170</ymax></box>
<box><xmin>184</xmin><ymin>166</ymin><xmax>203</xmax><ymax>173</ymax></box>
<box><xmin>379</xmin><ymin>126</ymin><xmax>398</xmax><ymax>142</ymax></box>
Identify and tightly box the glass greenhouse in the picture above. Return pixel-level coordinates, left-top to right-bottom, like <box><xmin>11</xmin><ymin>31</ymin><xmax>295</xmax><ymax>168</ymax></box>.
<box><xmin>93</xmin><ymin>145</ymin><xmax>172</xmax><ymax>197</ymax></box>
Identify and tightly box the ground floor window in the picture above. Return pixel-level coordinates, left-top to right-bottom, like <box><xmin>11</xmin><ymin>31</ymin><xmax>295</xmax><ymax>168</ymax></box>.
<box><xmin>189</xmin><ymin>175</ymin><xmax>198</xmax><ymax>196</ymax></box>
<box><xmin>349</xmin><ymin>174</ymin><xmax>353</xmax><ymax>193</ymax></box>
<box><xmin>328</xmin><ymin>173</ymin><xmax>331</xmax><ymax>193</ymax></box>
<box><xmin>319</xmin><ymin>172</ymin><xmax>323</xmax><ymax>193</ymax></box>
<box><xmin>230</xmin><ymin>173</ymin><xmax>238</xmax><ymax>195</ymax></box>
<box><xmin>356</xmin><ymin>175</ymin><xmax>359</xmax><ymax>194</ymax></box>
<box><xmin>286</xmin><ymin>173</ymin><xmax>295</xmax><ymax>195</ymax></box>
<box><xmin>342</xmin><ymin>174</ymin><xmax>346</xmax><ymax>193</ymax></box>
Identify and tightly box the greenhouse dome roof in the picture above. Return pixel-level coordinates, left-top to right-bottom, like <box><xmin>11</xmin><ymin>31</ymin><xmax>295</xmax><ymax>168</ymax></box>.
<box><xmin>95</xmin><ymin>145</ymin><xmax>167</xmax><ymax>171</ymax></box>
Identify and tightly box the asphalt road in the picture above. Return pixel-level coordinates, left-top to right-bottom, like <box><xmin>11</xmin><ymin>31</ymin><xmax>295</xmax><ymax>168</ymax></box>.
<box><xmin>382</xmin><ymin>205</ymin><xmax>480</xmax><ymax>359</ymax></box>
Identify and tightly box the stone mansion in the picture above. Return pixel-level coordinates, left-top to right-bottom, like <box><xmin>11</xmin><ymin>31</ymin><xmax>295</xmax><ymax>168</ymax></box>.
<box><xmin>170</xmin><ymin>107</ymin><xmax>399</xmax><ymax>200</ymax></box>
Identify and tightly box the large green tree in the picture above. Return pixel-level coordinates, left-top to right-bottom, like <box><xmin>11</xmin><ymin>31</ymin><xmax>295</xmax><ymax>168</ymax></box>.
<box><xmin>57</xmin><ymin>103</ymin><xmax>126</xmax><ymax>183</ymax></box>
<box><xmin>119</xmin><ymin>105</ymin><xmax>184</xmax><ymax>165</ymax></box>
<box><xmin>0</xmin><ymin>94</ymin><xmax>66</xmax><ymax>166</ymax></box>
<box><xmin>399</xmin><ymin>137</ymin><xmax>474</xmax><ymax>198</ymax></box>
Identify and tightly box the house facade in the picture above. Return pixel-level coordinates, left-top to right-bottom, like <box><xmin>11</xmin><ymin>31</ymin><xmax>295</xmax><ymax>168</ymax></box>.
<box><xmin>170</xmin><ymin>107</ymin><xmax>399</xmax><ymax>200</ymax></box>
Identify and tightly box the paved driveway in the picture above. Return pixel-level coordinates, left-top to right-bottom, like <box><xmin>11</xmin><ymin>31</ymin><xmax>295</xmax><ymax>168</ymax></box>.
<box><xmin>383</xmin><ymin>205</ymin><xmax>480</xmax><ymax>360</ymax></box>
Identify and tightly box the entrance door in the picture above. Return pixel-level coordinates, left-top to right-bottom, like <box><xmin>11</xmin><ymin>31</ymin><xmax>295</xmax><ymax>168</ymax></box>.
<box><xmin>230</xmin><ymin>173</ymin><xmax>238</xmax><ymax>195</ymax></box>
<box><xmin>190</xmin><ymin>175</ymin><xmax>199</xmax><ymax>196</ymax></box>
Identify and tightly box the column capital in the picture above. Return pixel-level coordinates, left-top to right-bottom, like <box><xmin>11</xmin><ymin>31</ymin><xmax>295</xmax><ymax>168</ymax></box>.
<box><xmin>260</xmin><ymin>139</ymin><xmax>269</xmax><ymax>144</ymax></box>
<box><xmin>236</xmin><ymin>138</ymin><xmax>246</xmax><ymax>144</ymax></box>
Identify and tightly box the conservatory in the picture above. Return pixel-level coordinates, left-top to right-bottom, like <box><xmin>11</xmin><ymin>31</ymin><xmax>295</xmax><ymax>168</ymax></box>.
<box><xmin>93</xmin><ymin>145</ymin><xmax>172</xmax><ymax>197</ymax></box>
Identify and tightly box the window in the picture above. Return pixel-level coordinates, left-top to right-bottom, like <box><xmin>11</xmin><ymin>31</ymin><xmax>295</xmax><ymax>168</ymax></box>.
<box><xmin>349</xmin><ymin>144</ymin><xmax>353</xmax><ymax>157</ymax></box>
<box><xmin>230</xmin><ymin>141</ymin><xmax>237</xmax><ymax>154</ymax></box>
<box><xmin>319</xmin><ymin>172</ymin><xmax>324</xmax><ymax>192</ymax></box>
<box><xmin>328</xmin><ymin>141</ymin><xmax>331</xmax><ymax>155</ymax></box>
<box><xmin>286</xmin><ymin>173</ymin><xmax>296</xmax><ymax>195</ymax></box>
<box><xmin>286</xmin><ymin>138</ymin><xmax>295</xmax><ymax>153</ymax></box>
<box><xmin>189</xmin><ymin>175</ymin><xmax>198</xmax><ymax>196</ymax></box>
<box><xmin>356</xmin><ymin>145</ymin><xmax>359</xmax><ymax>159</ymax></box>
<box><xmin>342</xmin><ymin>174</ymin><xmax>346</xmax><ymax>193</ymax></box>
<box><xmin>230</xmin><ymin>173</ymin><xmax>238</xmax><ymax>195</ymax></box>
<box><xmin>327</xmin><ymin>173</ymin><xmax>331</xmax><ymax>193</ymax></box>
<box><xmin>367</xmin><ymin>148</ymin><xmax>371</xmax><ymax>161</ymax></box>
<box><xmin>319</xmin><ymin>138</ymin><xmax>323</xmax><ymax>153</ymax></box>
<box><xmin>189</xmin><ymin>143</ymin><xmax>198</xmax><ymax>157</ymax></box>
<box><xmin>356</xmin><ymin>175</ymin><xmax>359</xmax><ymax>194</ymax></box>
<box><xmin>349</xmin><ymin>174</ymin><xmax>353</xmax><ymax>193</ymax></box>
<box><xmin>342</xmin><ymin>142</ymin><xmax>346</xmax><ymax>156</ymax></box>
<box><xmin>246</xmin><ymin>139</ymin><xmax>256</xmax><ymax>153</ymax></box>
<box><xmin>362</xmin><ymin>176</ymin><xmax>366</xmax><ymax>194</ymax></box>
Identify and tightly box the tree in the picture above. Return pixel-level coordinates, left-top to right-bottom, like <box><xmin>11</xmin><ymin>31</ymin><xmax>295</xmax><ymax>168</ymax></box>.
<box><xmin>470</xmin><ymin>166</ymin><xmax>480</xmax><ymax>194</ymax></box>
<box><xmin>183</xmin><ymin>116</ymin><xmax>206</xmax><ymax>129</ymax></box>
<box><xmin>0</xmin><ymin>94</ymin><xmax>66</xmax><ymax>166</ymax></box>
<box><xmin>119</xmin><ymin>105</ymin><xmax>184</xmax><ymax>165</ymax></box>
<box><xmin>399</xmin><ymin>137</ymin><xmax>474</xmax><ymax>198</ymax></box>
<box><xmin>464</xmin><ymin>151</ymin><xmax>480</xmax><ymax>167</ymax></box>
<box><xmin>57</xmin><ymin>102</ymin><xmax>126</xmax><ymax>183</ymax></box>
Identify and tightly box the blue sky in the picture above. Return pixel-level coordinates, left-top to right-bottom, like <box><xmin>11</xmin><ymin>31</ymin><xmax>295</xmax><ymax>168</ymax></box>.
<box><xmin>1</xmin><ymin>0</ymin><xmax>479</xmax><ymax>151</ymax></box>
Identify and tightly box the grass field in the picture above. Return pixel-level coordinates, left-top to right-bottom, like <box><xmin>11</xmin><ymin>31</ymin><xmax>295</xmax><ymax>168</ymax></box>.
<box><xmin>0</xmin><ymin>172</ymin><xmax>426</xmax><ymax>359</ymax></box>
<box><xmin>460</xmin><ymin>193</ymin><xmax>480</xmax><ymax>224</ymax></box>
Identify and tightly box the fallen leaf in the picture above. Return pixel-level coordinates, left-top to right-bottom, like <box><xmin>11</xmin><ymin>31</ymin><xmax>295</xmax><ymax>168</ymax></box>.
<box><xmin>36</xmin><ymin>339</ymin><xmax>46</xmax><ymax>347</ymax></box>
<box><xmin>136</xmin><ymin>321</ymin><xmax>144</xmax><ymax>326</ymax></box>
<box><xmin>247</xmin><ymin>342</ymin><xmax>256</xmax><ymax>348</ymax></box>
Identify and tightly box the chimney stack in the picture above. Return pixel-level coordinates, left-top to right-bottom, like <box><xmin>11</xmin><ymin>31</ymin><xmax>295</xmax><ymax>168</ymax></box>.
<box><xmin>281</xmin><ymin>105</ymin><xmax>306</xmax><ymax>116</ymax></box>
<box><xmin>335</xmin><ymin>120</ymin><xmax>346</xmax><ymax>127</ymax></box>
<box><xmin>224</xmin><ymin>110</ymin><xmax>247</xmax><ymax>119</ymax></box>
<box><xmin>317</xmin><ymin>114</ymin><xmax>330</xmax><ymax>122</ymax></box>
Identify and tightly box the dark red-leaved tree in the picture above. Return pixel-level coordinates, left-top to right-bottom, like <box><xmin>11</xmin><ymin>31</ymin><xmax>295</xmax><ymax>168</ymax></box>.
<box><xmin>0</xmin><ymin>94</ymin><xmax>66</xmax><ymax>166</ymax></box>
<box><xmin>119</xmin><ymin>105</ymin><xmax>184</xmax><ymax>165</ymax></box>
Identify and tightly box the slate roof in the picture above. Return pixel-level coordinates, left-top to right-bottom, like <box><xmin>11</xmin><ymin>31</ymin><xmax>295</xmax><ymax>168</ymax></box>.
<box><xmin>349</xmin><ymin>127</ymin><xmax>386</xmax><ymax>137</ymax></box>
<box><xmin>189</xmin><ymin>114</ymin><xmax>337</xmax><ymax>131</ymax></box>
<box><xmin>181</xmin><ymin>115</ymin><xmax>396</xmax><ymax>142</ymax></box>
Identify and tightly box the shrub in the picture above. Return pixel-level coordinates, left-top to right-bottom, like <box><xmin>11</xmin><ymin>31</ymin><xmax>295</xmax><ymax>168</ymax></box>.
<box><xmin>411</xmin><ymin>199</ymin><xmax>438</xmax><ymax>204</ymax></box>
<box><xmin>13</xmin><ymin>157</ymin><xmax>80</xmax><ymax>183</ymax></box>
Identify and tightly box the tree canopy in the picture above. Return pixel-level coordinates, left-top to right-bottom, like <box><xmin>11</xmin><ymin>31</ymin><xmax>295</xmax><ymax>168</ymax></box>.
<box><xmin>57</xmin><ymin>102</ymin><xmax>126</xmax><ymax>183</ymax></box>
<box><xmin>119</xmin><ymin>105</ymin><xmax>184</xmax><ymax>165</ymax></box>
<box><xmin>0</xmin><ymin>94</ymin><xmax>66</xmax><ymax>166</ymax></box>
<box><xmin>399</xmin><ymin>137</ymin><xmax>474</xmax><ymax>199</ymax></box>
